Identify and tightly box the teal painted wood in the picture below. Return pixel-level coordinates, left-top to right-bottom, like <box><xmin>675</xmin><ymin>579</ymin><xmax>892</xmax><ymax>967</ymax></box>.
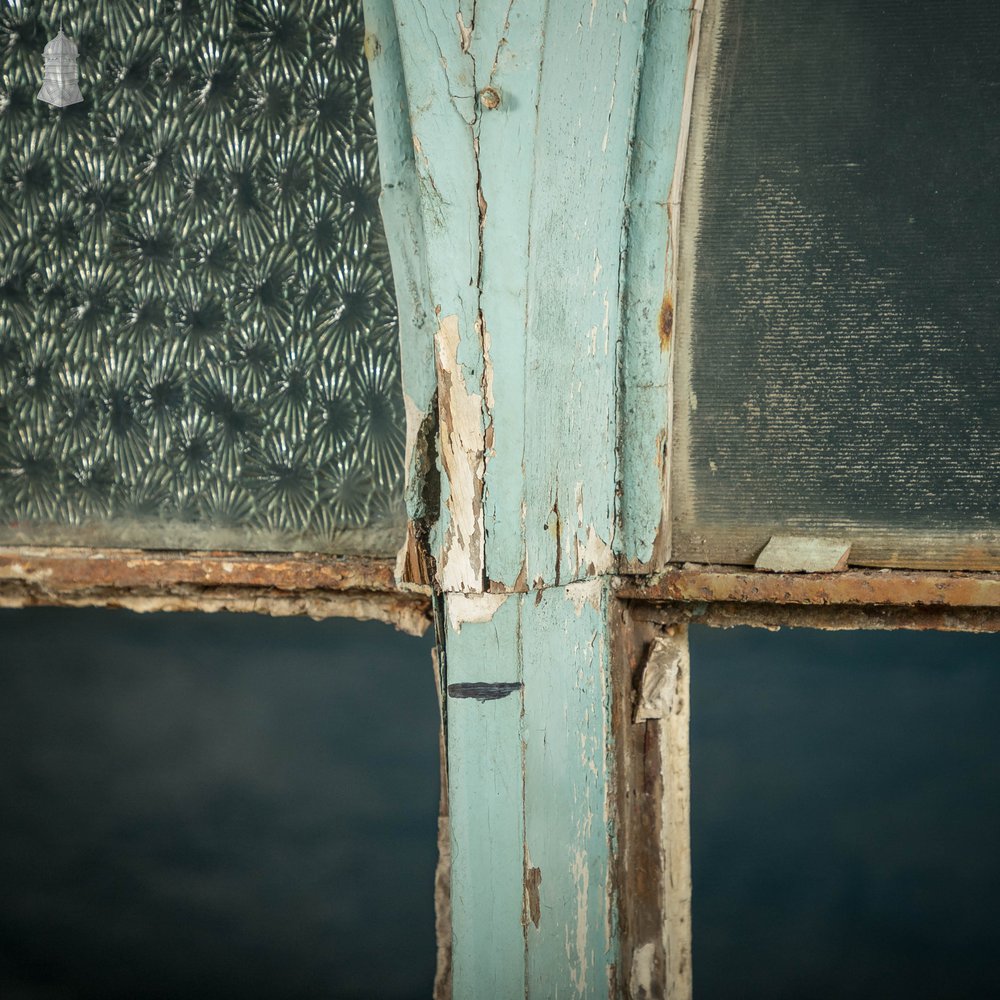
<box><xmin>372</xmin><ymin>0</ymin><xmax>702</xmax><ymax>579</ymax></box>
<box><xmin>617</xmin><ymin>2</ymin><xmax>702</xmax><ymax>570</ymax></box>
<box><xmin>386</xmin><ymin>1</ymin><xmax>661</xmax><ymax>592</ymax></box>
<box><xmin>393</xmin><ymin>2</ymin><xmax>486</xmax><ymax>592</ymax></box>
<box><xmin>364</xmin><ymin>0</ymin><xmax>437</xmax><ymax>527</ymax></box>
<box><xmin>445</xmin><ymin>585</ymin><xmax>616</xmax><ymax>998</ymax></box>
<box><xmin>368</xmin><ymin>3</ymin><xmax>702</xmax><ymax>995</ymax></box>
<box><xmin>470</xmin><ymin>4</ymin><xmax>545</xmax><ymax>589</ymax></box>
<box><xmin>522</xmin><ymin>582</ymin><xmax>615</xmax><ymax>998</ymax></box>
<box><xmin>493</xmin><ymin>4</ymin><xmax>647</xmax><ymax>591</ymax></box>
<box><xmin>446</xmin><ymin>593</ymin><xmax>526</xmax><ymax>997</ymax></box>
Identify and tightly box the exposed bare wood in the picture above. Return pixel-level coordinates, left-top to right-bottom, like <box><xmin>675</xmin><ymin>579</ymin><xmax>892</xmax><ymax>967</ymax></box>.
<box><xmin>0</xmin><ymin>547</ymin><xmax>411</xmax><ymax>592</ymax></box>
<box><xmin>649</xmin><ymin>631</ymin><xmax>692</xmax><ymax>1000</ymax></box>
<box><xmin>0</xmin><ymin>548</ymin><xmax>432</xmax><ymax>635</ymax></box>
<box><xmin>618</xmin><ymin>565</ymin><xmax>1000</xmax><ymax>610</ymax></box>
<box><xmin>434</xmin><ymin>314</ymin><xmax>486</xmax><ymax>594</ymax></box>
<box><xmin>431</xmin><ymin>649</ymin><xmax>453</xmax><ymax>1000</ymax></box>
<box><xmin>613</xmin><ymin>606</ymin><xmax>695</xmax><ymax>1000</ymax></box>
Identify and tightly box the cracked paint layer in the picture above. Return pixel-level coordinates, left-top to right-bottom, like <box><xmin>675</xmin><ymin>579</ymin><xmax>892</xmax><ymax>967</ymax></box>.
<box><xmin>382</xmin><ymin>2</ymin><xmax>665</xmax><ymax>996</ymax></box>
<box><xmin>565</xmin><ymin>578</ymin><xmax>605</xmax><ymax>617</ymax></box>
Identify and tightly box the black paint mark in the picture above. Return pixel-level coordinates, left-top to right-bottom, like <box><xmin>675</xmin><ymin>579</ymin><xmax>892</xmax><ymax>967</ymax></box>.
<box><xmin>447</xmin><ymin>682</ymin><xmax>523</xmax><ymax>702</ymax></box>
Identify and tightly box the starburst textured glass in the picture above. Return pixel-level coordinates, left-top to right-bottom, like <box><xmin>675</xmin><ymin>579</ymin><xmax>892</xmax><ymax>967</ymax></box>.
<box><xmin>0</xmin><ymin>1</ymin><xmax>403</xmax><ymax>554</ymax></box>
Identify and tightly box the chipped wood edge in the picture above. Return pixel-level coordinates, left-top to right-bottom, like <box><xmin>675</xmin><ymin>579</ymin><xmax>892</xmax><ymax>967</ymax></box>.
<box><xmin>435</xmin><ymin>314</ymin><xmax>486</xmax><ymax>593</ymax></box>
<box><xmin>0</xmin><ymin>548</ymin><xmax>432</xmax><ymax>635</ymax></box>
<box><xmin>632</xmin><ymin>599</ymin><xmax>1000</xmax><ymax>635</ymax></box>
<box><xmin>618</xmin><ymin>564</ymin><xmax>1000</xmax><ymax>610</ymax></box>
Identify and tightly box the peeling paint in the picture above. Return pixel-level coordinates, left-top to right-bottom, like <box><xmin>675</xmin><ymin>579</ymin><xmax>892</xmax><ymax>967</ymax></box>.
<box><xmin>635</xmin><ymin>634</ymin><xmax>682</xmax><ymax>722</ymax></box>
<box><xmin>447</xmin><ymin>590</ymin><xmax>509</xmax><ymax>632</ymax></box>
<box><xmin>578</xmin><ymin>524</ymin><xmax>615</xmax><ymax>577</ymax></box>
<box><xmin>565</xmin><ymin>578</ymin><xmax>604</xmax><ymax>617</ymax></box>
<box><xmin>570</xmin><ymin>849</ymin><xmax>590</xmax><ymax>995</ymax></box>
<box><xmin>435</xmin><ymin>314</ymin><xmax>486</xmax><ymax>592</ymax></box>
<box><xmin>0</xmin><ymin>585</ymin><xmax>431</xmax><ymax>636</ymax></box>
<box><xmin>0</xmin><ymin>562</ymin><xmax>52</xmax><ymax>584</ymax></box>
<box><xmin>456</xmin><ymin>10</ymin><xmax>473</xmax><ymax>54</ymax></box>
<box><xmin>629</xmin><ymin>941</ymin><xmax>657</xmax><ymax>998</ymax></box>
<box><xmin>0</xmin><ymin>546</ymin><xmax>431</xmax><ymax>634</ymax></box>
<box><xmin>385</xmin><ymin>0</ymin><xmax>648</xmax><ymax>990</ymax></box>
<box><xmin>478</xmin><ymin>314</ymin><xmax>496</xmax><ymax>411</ymax></box>
<box><xmin>618</xmin><ymin>0</ymin><xmax>704</xmax><ymax>571</ymax></box>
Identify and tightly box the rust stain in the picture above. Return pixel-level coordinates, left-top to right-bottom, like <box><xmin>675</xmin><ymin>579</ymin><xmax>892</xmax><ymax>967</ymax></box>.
<box><xmin>658</xmin><ymin>292</ymin><xmax>674</xmax><ymax>352</ymax></box>
<box><xmin>0</xmin><ymin>548</ymin><xmax>431</xmax><ymax>635</ymax></box>
<box><xmin>619</xmin><ymin>565</ymin><xmax>1000</xmax><ymax>610</ymax></box>
<box><xmin>0</xmin><ymin>547</ymin><xmax>407</xmax><ymax>593</ymax></box>
<box><xmin>0</xmin><ymin>585</ymin><xmax>431</xmax><ymax>635</ymax></box>
<box><xmin>639</xmin><ymin>599</ymin><xmax>1000</xmax><ymax>635</ymax></box>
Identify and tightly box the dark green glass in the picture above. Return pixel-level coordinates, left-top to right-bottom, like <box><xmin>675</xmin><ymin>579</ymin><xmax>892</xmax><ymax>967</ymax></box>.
<box><xmin>0</xmin><ymin>0</ymin><xmax>403</xmax><ymax>554</ymax></box>
<box><xmin>675</xmin><ymin>0</ymin><xmax>1000</xmax><ymax>568</ymax></box>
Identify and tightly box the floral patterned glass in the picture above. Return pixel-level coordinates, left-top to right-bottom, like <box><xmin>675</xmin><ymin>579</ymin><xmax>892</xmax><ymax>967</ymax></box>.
<box><xmin>0</xmin><ymin>0</ymin><xmax>404</xmax><ymax>554</ymax></box>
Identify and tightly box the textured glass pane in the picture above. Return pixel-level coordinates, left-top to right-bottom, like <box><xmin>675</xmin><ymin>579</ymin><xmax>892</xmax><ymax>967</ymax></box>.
<box><xmin>0</xmin><ymin>0</ymin><xmax>403</xmax><ymax>554</ymax></box>
<box><xmin>674</xmin><ymin>0</ymin><xmax>1000</xmax><ymax>569</ymax></box>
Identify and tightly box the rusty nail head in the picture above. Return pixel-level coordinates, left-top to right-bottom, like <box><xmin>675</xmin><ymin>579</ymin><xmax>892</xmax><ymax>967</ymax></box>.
<box><xmin>479</xmin><ymin>86</ymin><xmax>501</xmax><ymax>110</ymax></box>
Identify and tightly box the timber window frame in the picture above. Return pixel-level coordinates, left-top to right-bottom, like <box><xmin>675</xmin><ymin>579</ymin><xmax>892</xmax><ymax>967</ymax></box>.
<box><xmin>5</xmin><ymin>1</ymin><xmax>1000</xmax><ymax>997</ymax></box>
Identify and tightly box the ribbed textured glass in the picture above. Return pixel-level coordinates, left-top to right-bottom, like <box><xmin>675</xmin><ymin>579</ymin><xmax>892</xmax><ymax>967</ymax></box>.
<box><xmin>0</xmin><ymin>0</ymin><xmax>403</xmax><ymax>554</ymax></box>
<box><xmin>674</xmin><ymin>0</ymin><xmax>1000</xmax><ymax>569</ymax></box>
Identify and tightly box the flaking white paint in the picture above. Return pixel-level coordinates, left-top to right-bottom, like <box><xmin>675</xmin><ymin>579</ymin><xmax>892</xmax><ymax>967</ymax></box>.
<box><xmin>435</xmin><ymin>314</ymin><xmax>486</xmax><ymax>593</ymax></box>
<box><xmin>577</xmin><ymin>524</ymin><xmax>615</xmax><ymax>577</ymax></box>
<box><xmin>629</xmin><ymin>941</ymin><xmax>657</xmax><ymax>998</ymax></box>
<box><xmin>565</xmin><ymin>577</ymin><xmax>603</xmax><ymax>617</ymax></box>
<box><xmin>570</xmin><ymin>848</ymin><xmax>590</xmax><ymax>995</ymax></box>
<box><xmin>447</xmin><ymin>591</ymin><xmax>509</xmax><ymax>632</ymax></box>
